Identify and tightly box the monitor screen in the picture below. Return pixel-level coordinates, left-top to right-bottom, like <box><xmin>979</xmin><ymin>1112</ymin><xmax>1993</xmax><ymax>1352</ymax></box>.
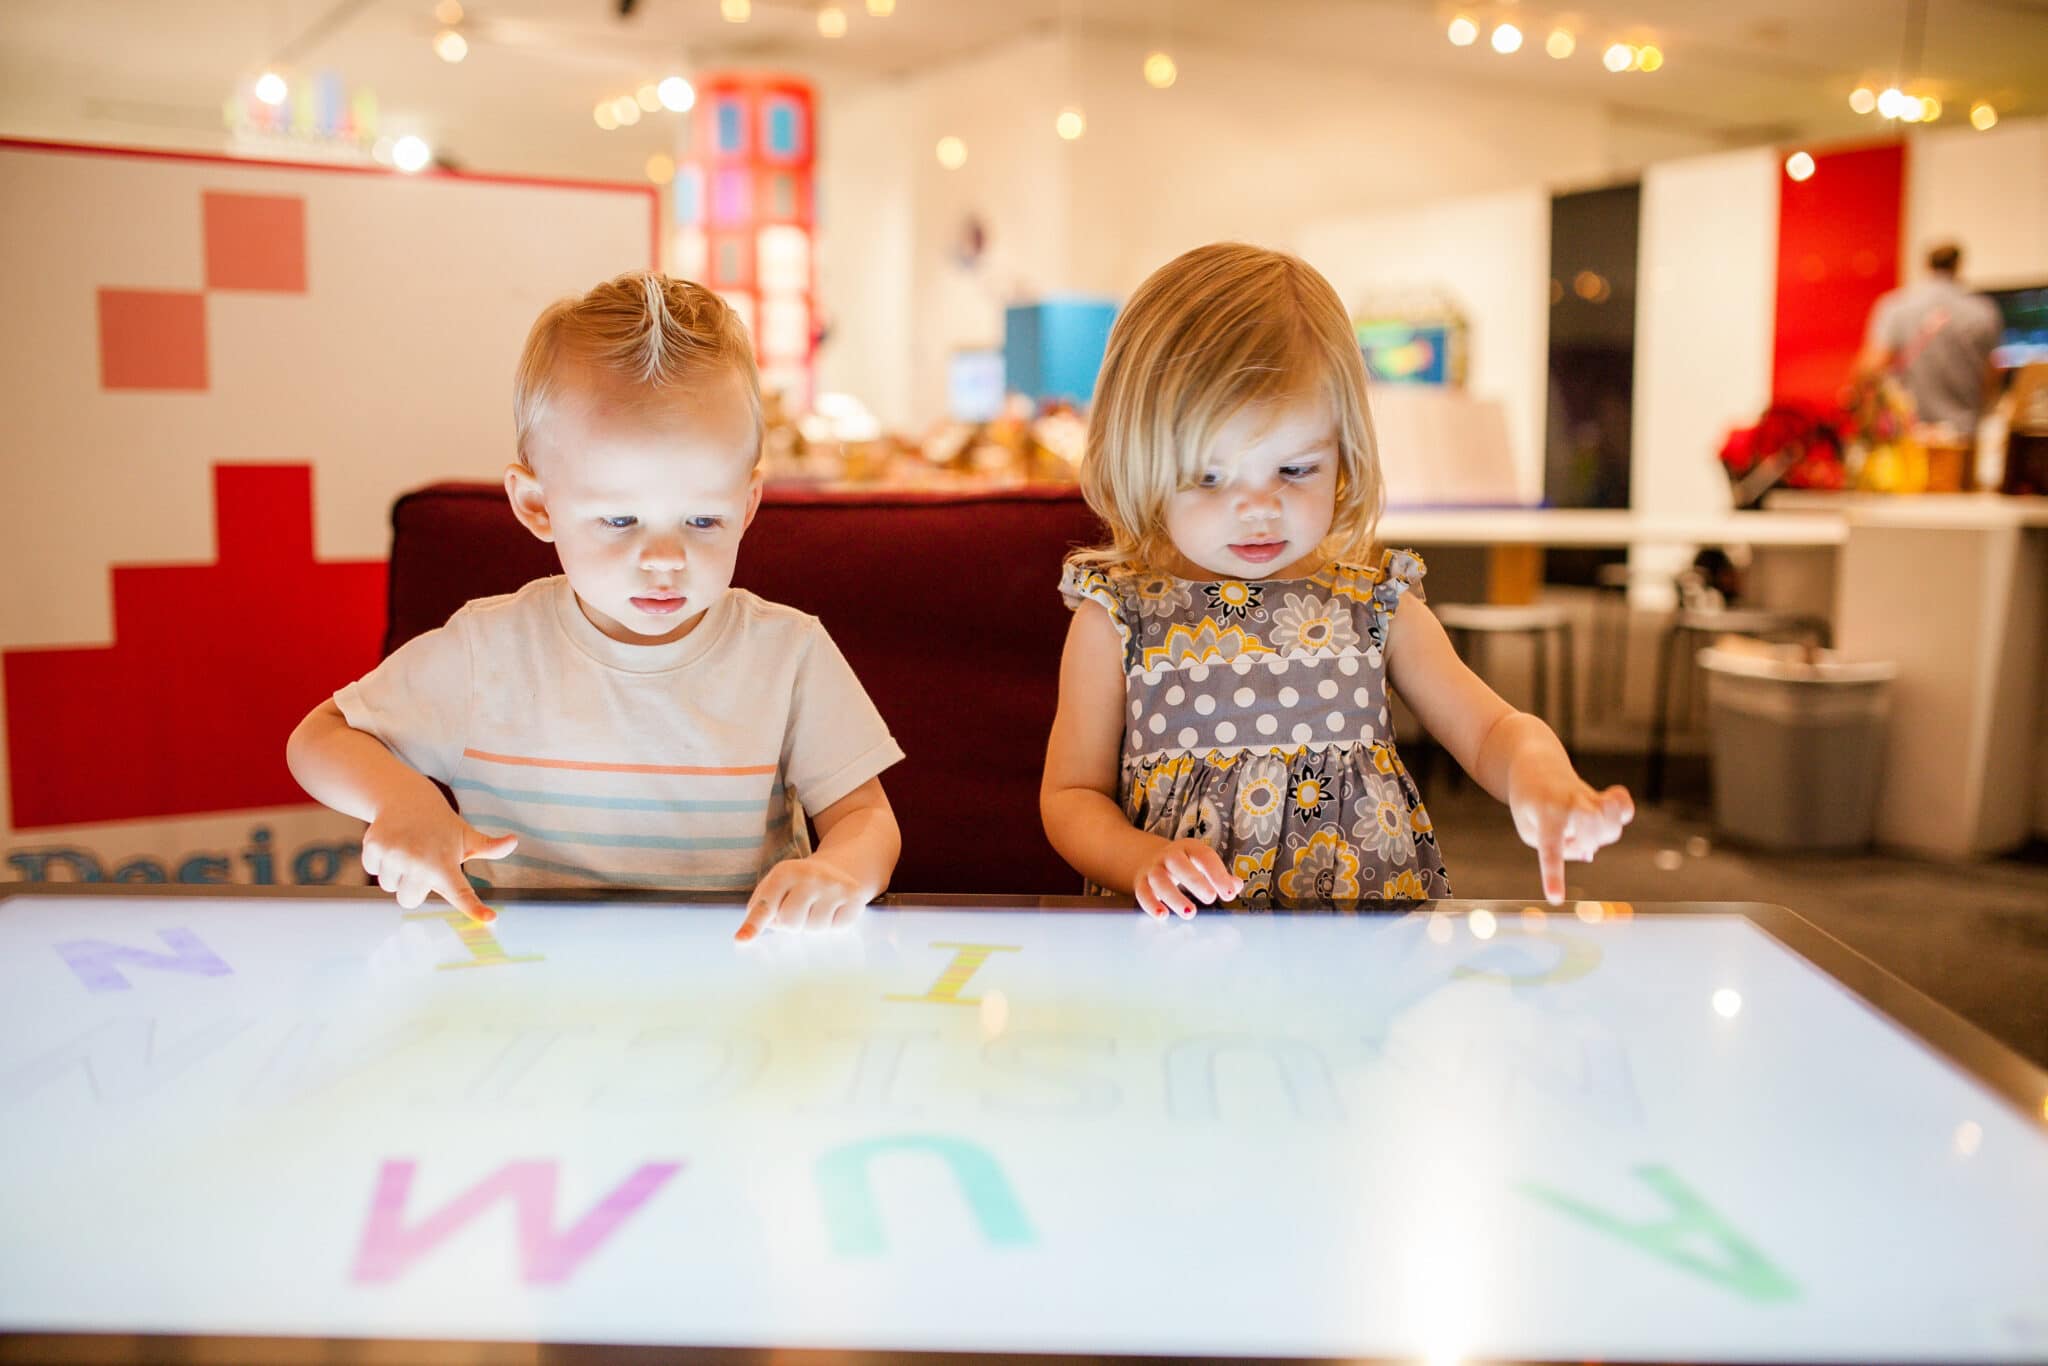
<box><xmin>946</xmin><ymin>348</ymin><xmax>1006</xmax><ymax>423</ymax></box>
<box><xmin>3</xmin><ymin>894</ymin><xmax>2044</xmax><ymax>1362</ymax></box>
<box><xmin>1988</xmin><ymin>283</ymin><xmax>2048</xmax><ymax>369</ymax></box>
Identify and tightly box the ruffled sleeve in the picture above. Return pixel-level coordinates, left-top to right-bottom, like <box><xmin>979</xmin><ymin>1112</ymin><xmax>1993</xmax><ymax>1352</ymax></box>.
<box><xmin>1059</xmin><ymin>557</ymin><xmax>1136</xmax><ymax>667</ymax></box>
<box><xmin>1370</xmin><ymin>547</ymin><xmax>1427</xmax><ymax>617</ymax></box>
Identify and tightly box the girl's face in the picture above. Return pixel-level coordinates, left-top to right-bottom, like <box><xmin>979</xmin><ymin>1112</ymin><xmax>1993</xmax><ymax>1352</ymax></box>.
<box><xmin>1162</xmin><ymin>388</ymin><xmax>1340</xmax><ymax>581</ymax></box>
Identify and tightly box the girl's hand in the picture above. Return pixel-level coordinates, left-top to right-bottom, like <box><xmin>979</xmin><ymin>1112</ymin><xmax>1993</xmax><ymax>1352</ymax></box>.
<box><xmin>360</xmin><ymin>795</ymin><xmax>516</xmax><ymax>923</ymax></box>
<box><xmin>1506</xmin><ymin>755</ymin><xmax>1634</xmax><ymax>905</ymax></box>
<box><xmin>737</xmin><ymin>853</ymin><xmax>871</xmax><ymax>942</ymax></box>
<box><xmin>1133</xmin><ymin>838</ymin><xmax>1242</xmax><ymax>919</ymax></box>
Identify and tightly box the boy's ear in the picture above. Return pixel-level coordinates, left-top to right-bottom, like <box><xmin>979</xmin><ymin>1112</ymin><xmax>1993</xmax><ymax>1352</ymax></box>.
<box><xmin>504</xmin><ymin>463</ymin><xmax>554</xmax><ymax>542</ymax></box>
<box><xmin>740</xmin><ymin>464</ymin><xmax>765</xmax><ymax>532</ymax></box>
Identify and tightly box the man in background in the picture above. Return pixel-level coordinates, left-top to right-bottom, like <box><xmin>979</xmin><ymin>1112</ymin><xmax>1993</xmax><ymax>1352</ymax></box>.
<box><xmin>1860</xmin><ymin>242</ymin><xmax>2004</xmax><ymax>438</ymax></box>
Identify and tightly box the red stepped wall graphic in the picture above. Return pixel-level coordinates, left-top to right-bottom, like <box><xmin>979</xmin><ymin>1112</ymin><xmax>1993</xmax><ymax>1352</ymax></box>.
<box><xmin>4</xmin><ymin>464</ymin><xmax>386</xmax><ymax>829</ymax></box>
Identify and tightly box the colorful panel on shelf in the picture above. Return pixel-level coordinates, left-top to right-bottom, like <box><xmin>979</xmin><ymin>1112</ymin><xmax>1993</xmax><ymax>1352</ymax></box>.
<box><xmin>755</xmin><ymin>225</ymin><xmax>809</xmax><ymax>294</ymax></box>
<box><xmin>712</xmin><ymin>167</ymin><xmax>752</xmax><ymax>228</ymax></box>
<box><xmin>714</xmin><ymin>98</ymin><xmax>747</xmax><ymax>156</ymax></box>
<box><xmin>759</xmin><ymin>294</ymin><xmax>810</xmax><ymax>363</ymax></box>
<box><xmin>671</xmin><ymin>228</ymin><xmax>707</xmax><ymax>284</ymax></box>
<box><xmin>673</xmin><ymin>166</ymin><xmax>703</xmax><ymax>228</ymax></box>
<box><xmin>710</xmin><ymin>234</ymin><xmax>753</xmax><ymax>289</ymax></box>
<box><xmin>761</xmin><ymin>95</ymin><xmax>807</xmax><ymax>162</ymax></box>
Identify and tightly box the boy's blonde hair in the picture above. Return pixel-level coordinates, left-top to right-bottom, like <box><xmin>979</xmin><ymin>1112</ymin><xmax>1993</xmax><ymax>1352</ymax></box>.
<box><xmin>513</xmin><ymin>270</ymin><xmax>761</xmax><ymax>468</ymax></box>
<box><xmin>1077</xmin><ymin>242</ymin><xmax>1383</xmax><ymax>570</ymax></box>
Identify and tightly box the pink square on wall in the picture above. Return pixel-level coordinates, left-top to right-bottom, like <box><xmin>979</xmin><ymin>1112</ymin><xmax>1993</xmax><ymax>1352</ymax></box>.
<box><xmin>203</xmin><ymin>191</ymin><xmax>307</xmax><ymax>293</ymax></box>
<box><xmin>97</xmin><ymin>289</ymin><xmax>208</xmax><ymax>391</ymax></box>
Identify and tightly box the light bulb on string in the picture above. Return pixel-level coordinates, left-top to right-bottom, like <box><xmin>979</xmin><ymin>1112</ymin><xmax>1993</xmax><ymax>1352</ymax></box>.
<box><xmin>818</xmin><ymin>5</ymin><xmax>847</xmax><ymax>36</ymax></box>
<box><xmin>254</xmin><ymin>71</ymin><xmax>288</xmax><ymax>105</ymax></box>
<box><xmin>1850</xmin><ymin>86</ymin><xmax>1876</xmax><ymax>114</ymax></box>
<box><xmin>433</xmin><ymin>29</ymin><xmax>467</xmax><ymax>62</ymax></box>
<box><xmin>1602</xmin><ymin>43</ymin><xmax>1634</xmax><ymax>73</ymax></box>
<box><xmin>658</xmin><ymin>76</ymin><xmax>696</xmax><ymax>111</ymax></box>
<box><xmin>1491</xmin><ymin>23</ymin><xmax>1522</xmax><ymax>54</ymax></box>
<box><xmin>1970</xmin><ymin>102</ymin><xmax>1997</xmax><ymax>130</ymax></box>
<box><xmin>1056</xmin><ymin>107</ymin><xmax>1085</xmax><ymax>140</ymax></box>
<box><xmin>1447</xmin><ymin>15</ymin><xmax>1478</xmax><ymax>46</ymax></box>
<box><xmin>1546</xmin><ymin>29</ymin><xmax>1574</xmax><ymax>59</ymax></box>
<box><xmin>1143</xmin><ymin>51</ymin><xmax>1177</xmax><ymax>88</ymax></box>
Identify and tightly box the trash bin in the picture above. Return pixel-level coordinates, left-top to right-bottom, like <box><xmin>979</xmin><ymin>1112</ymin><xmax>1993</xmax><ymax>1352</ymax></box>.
<box><xmin>1698</xmin><ymin>645</ymin><xmax>1897</xmax><ymax>851</ymax></box>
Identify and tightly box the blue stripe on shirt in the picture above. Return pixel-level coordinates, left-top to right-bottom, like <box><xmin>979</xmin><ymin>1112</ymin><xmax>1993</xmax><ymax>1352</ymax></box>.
<box><xmin>464</xmin><ymin>813</ymin><xmax>767</xmax><ymax>852</ymax></box>
<box><xmin>451</xmin><ymin>777</ymin><xmax>771</xmax><ymax>815</ymax></box>
<box><xmin>494</xmin><ymin>853</ymin><xmax>761</xmax><ymax>891</ymax></box>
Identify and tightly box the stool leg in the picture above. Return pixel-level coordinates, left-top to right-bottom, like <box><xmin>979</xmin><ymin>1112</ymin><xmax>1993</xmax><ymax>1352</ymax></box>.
<box><xmin>1531</xmin><ymin>628</ymin><xmax>1550</xmax><ymax>744</ymax></box>
<box><xmin>1648</xmin><ymin>620</ymin><xmax>1681</xmax><ymax>803</ymax></box>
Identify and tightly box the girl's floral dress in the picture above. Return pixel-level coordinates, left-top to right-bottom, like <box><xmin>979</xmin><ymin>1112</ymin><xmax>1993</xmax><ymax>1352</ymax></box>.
<box><xmin>1061</xmin><ymin>549</ymin><xmax>1450</xmax><ymax>906</ymax></box>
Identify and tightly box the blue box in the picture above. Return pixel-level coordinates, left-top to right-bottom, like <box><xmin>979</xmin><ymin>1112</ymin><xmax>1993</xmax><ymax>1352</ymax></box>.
<box><xmin>1004</xmin><ymin>297</ymin><xmax>1117</xmax><ymax>407</ymax></box>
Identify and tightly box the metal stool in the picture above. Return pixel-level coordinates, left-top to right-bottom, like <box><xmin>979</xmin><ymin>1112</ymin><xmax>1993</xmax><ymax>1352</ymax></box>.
<box><xmin>1436</xmin><ymin>601</ymin><xmax>1577</xmax><ymax>754</ymax></box>
<box><xmin>1646</xmin><ymin>605</ymin><xmax>1829</xmax><ymax>803</ymax></box>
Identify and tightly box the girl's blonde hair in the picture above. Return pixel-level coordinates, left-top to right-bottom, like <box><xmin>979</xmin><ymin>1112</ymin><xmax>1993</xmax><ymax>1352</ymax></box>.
<box><xmin>1076</xmin><ymin>242</ymin><xmax>1382</xmax><ymax>570</ymax></box>
<box><xmin>513</xmin><ymin>270</ymin><xmax>761</xmax><ymax>468</ymax></box>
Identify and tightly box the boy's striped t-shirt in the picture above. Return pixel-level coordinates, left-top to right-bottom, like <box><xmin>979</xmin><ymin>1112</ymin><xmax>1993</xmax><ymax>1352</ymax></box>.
<box><xmin>335</xmin><ymin>577</ymin><xmax>902</xmax><ymax>893</ymax></box>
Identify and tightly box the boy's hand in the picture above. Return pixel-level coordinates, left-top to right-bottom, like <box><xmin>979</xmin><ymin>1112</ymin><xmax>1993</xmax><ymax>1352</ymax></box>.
<box><xmin>736</xmin><ymin>853</ymin><xmax>871</xmax><ymax>942</ymax></box>
<box><xmin>1133</xmin><ymin>837</ymin><xmax>1241</xmax><ymax>920</ymax></box>
<box><xmin>360</xmin><ymin>795</ymin><xmax>517</xmax><ymax>923</ymax></box>
<box><xmin>1506</xmin><ymin>754</ymin><xmax>1633</xmax><ymax>905</ymax></box>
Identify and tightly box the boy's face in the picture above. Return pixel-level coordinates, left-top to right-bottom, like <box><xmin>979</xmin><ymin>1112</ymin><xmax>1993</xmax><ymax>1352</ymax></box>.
<box><xmin>508</xmin><ymin>364</ymin><xmax>762</xmax><ymax>646</ymax></box>
<box><xmin>1163</xmin><ymin>387</ymin><xmax>1340</xmax><ymax>581</ymax></box>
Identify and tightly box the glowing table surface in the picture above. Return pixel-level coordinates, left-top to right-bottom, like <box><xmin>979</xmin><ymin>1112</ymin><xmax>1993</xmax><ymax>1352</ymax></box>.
<box><xmin>2</xmin><ymin>888</ymin><xmax>2044</xmax><ymax>1364</ymax></box>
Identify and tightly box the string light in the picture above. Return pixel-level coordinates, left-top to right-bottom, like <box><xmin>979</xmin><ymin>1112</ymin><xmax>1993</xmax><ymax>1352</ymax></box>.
<box><xmin>1143</xmin><ymin>51</ymin><xmax>1177</xmax><ymax>88</ymax></box>
<box><xmin>1056</xmin><ymin>106</ymin><xmax>1085</xmax><ymax>140</ymax></box>
<box><xmin>594</xmin><ymin>101</ymin><xmax>619</xmax><ymax>130</ymax></box>
<box><xmin>433</xmin><ymin>0</ymin><xmax>462</xmax><ymax>22</ymax></box>
<box><xmin>612</xmin><ymin>96</ymin><xmax>642</xmax><ymax>126</ymax></box>
<box><xmin>254</xmin><ymin>71</ymin><xmax>288</xmax><ymax>105</ymax></box>
<box><xmin>1447</xmin><ymin>15</ymin><xmax>1478</xmax><ymax>46</ymax></box>
<box><xmin>1849</xmin><ymin>86</ymin><xmax>1876</xmax><ymax>114</ymax></box>
<box><xmin>1970</xmin><ymin>101</ymin><xmax>1998</xmax><ymax>130</ymax></box>
<box><xmin>1491</xmin><ymin>22</ymin><xmax>1522</xmax><ymax>54</ymax></box>
<box><xmin>1877</xmin><ymin>86</ymin><xmax>1907</xmax><ymax>118</ymax></box>
<box><xmin>432</xmin><ymin>29</ymin><xmax>467</xmax><ymax>62</ymax></box>
<box><xmin>1785</xmin><ymin>151</ymin><xmax>1816</xmax><ymax>181</ymax></box>
<box><xmin>645</xmin><ymin>153</ymin><xmax>676</xmax><ymax>184</ymax></box>
<box><xmin>818</xmin><ymin>4</ymin><xmax>847</xmax><ymax>36</ymax></box>
<box><xmin>935</xmin><ymin>135</ymin><xmax>967</xmax><ymax>169</ymax></box>
<box><xmin>658</xmin><ymin>76</ymin><xmax>696</xmax><ymax>111</ymax></box>
<box><xmin>1636</xmin><ymin>44</ymin><xmax>1662</xmax><ymax>71</ymax></box>
<box><xmin>1602</xmin><ymin>43</ymin><xmax>1634</xmax><ymax>72</ymax></box>
<box><xmin>721</xmin><ymin>0</ymin><xmax>750</xmax><ymax>20</ymax></box>
<box><xmin>392</xmin><ymin>135</ymin><xmax>432</xmax><ymax>173</ymax></box>
<box><xmin>1898</xmin><ymin>95</ymin><xmax>1925</xmax><ymax>123</ymax></box>
<box><xmin>1546</xmin><ymin>29</ymin><xmax>1574</xmax><ymax>59</ymax></box>
<box><xmin>1919</xmin><ymin>95</ymin><xmax>1941</xmax><ymax>121</ymax></box>
<box><xmin>635</xmin><ymin>83</ymin><xmax>661</xmax><ymax>111</ymax></box>
<box><xmin>866</xmin><ymin>0</ymin><xmax>894</xmax><ymax>14</ymax></box>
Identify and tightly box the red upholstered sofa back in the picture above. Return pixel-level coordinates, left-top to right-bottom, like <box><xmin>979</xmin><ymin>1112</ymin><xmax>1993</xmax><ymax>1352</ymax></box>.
<box><xmin>382</xmin><ymin>483</ymin><xmax>1105</xmax><ymax>895</ymax></box>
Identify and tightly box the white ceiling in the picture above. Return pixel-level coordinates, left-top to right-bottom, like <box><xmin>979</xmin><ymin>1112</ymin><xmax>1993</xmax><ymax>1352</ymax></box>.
<box><xmin>3</xmin><ymin>0</ymin><xmax>2044</xmax><ymax>179</ymax></box>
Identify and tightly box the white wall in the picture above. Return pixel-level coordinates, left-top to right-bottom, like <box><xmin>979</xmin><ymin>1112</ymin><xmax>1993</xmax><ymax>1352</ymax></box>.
<box><xmin>1631</xmin><ymin>146</ymin><xmax>1781</xmax><ymax>598</ymax></box>
<box><xmin>1904</xmin><ymin>116</ymin><xmax>2048</xmax><ymax>288</ymax></box>
<box><xmin>815</xmin><ymin>29</ymin><xmax>1643</xmax><ymax>433</ymax></box>
<box><xmin>1294</xmin><ymin>191</ymin><xmax>1553</xmax><ymax>505</ymax></box>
